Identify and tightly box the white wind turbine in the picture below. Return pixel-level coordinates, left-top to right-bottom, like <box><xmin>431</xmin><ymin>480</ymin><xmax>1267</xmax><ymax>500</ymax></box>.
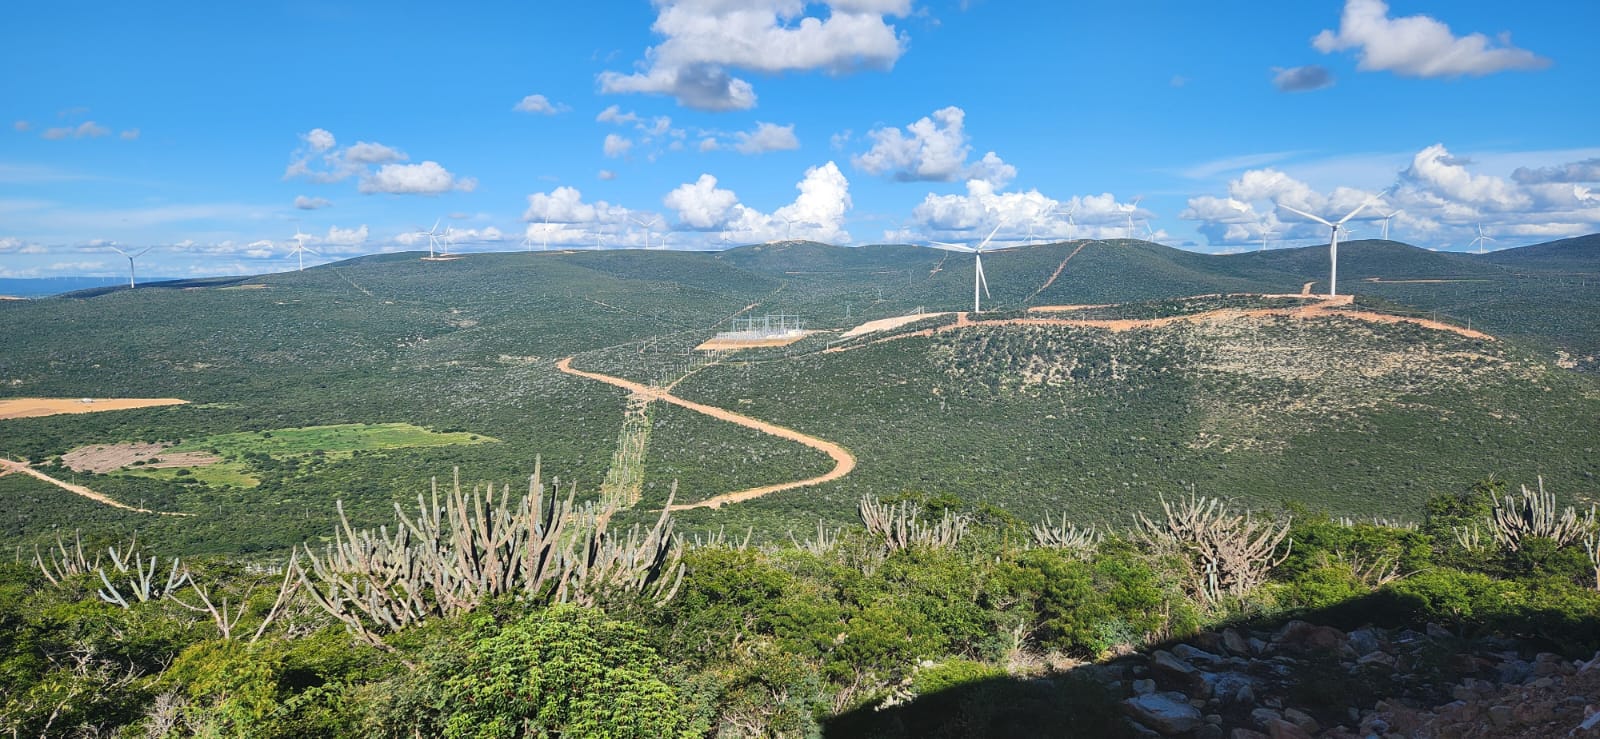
<box><xmin>107</xmin><ymin>245</ymin><xmax>153</xmax><ymax>289</ymax></box>
<box><xmin>931</xmin><ymin>222</ymin><xmax>1005</xmax><ymax>313</ymax></box>
<box><xmin>1256</xmin><ymin>221</ymin><xmax>1275</xmax><ymax>252</ymax></box>
<box><xmin>1061</xmin><ymin>203</ymin><xmax>1078</xmax><ymax>241</ymax></box>
<box><xmin>1469</xmin><ymin>224</ymin><xmax>1496</xmax><ymax>254</ymax></box>
<box><xmin>288</xmin><ymin>228</ymin><xmax>319</xmax><ymax>271</ymax></box>
<box><xmin>1277</xmin><ymin>194</ymin><xmax>1383</xmax><ymax>297</ymax></box>
<box><xmin>630</xmin><ymin>214</ymin><xmax>661</xmax><ymax>249</ymax></box>
<box><xmin>414</xmin><ymin>219</ymin><xmax>442</xmax><ymax>258</ymax></box>
<box><xmin>439</xmin><ymin>226</ymin><xmax>455</xmax><ymax>256</ymax></box>
<box><xmin>1379</xmin><ymin>210</ymin><xmax>1403</xmax><ymax>241</ymax></box>
<box><xmin>1123</xmin><ymin>197</ymin><xmax>1144</xmax><ymax>241</ymax></box>
<box><xmin>780</xmin><ymin>215</ymin><xmax>796</xmax><ymax>242</ymax></box>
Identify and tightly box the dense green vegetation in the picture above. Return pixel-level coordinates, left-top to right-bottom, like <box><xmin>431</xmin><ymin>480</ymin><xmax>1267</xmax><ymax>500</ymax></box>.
<box><xmin>0</xmin><ymin>239</ymin><xmax>1595</xmax><ymax>552</ymax></box>
<box><xmin>2</xmin><ymin>474</ymin><xmax>1597</xmax><ymax>737</ymax></box>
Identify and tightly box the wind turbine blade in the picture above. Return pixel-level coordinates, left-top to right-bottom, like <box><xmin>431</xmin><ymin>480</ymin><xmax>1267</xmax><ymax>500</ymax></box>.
<box><xmin>1337</xmin><ymin>193</ymin><xmax>1384</xmax><ymax>225</ymax></box>
<box><xmin>1278</xmin><ymin>204</ymin><xmax>1333</xmax><ymax>227</ymax></box>
<box><xmin>929</xmin><ymin>241</ymin><xmax>974</xmax><ymax>252</ymax></box>
<box><xmin>976</xmin><ymin>222</ymin><xmax>1003</xmax><ymax>251</ymax></box>
<box><xmin>430</xmin><ymin>218</ymin><xmax>440</xmax><ymax>233</ymax></box>
<box><xmin>108</xmin><ymin>246</ymin><xmax>129</xmax><ymax>257</ymax></box>
<box><xmin>977</xmin><ymin>258</ymin><xmax>990</xmax><ymax>299</ymax></box>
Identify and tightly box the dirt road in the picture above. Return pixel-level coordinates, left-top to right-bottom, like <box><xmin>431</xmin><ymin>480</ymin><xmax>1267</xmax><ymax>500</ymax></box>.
<box><xmin>556</xmin><ymin>357</ymin><xmax>855</xmax><ymax>510</ymax></box>
<box><xmin>0</xmin><ymin>457</ymin><xmax>193</xmax><ymax>516</ymax></box>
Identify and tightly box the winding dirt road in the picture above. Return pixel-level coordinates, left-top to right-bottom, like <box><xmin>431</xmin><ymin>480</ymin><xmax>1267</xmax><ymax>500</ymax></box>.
<box><xmin>0</xmin><ymin>457</ymin><xmax>193</xmax><ymax>516</ymax></box>
<box><xmin>555</xmin><ymin>357</ymin><xmax>855</xmax><ymax>510</ymax></box>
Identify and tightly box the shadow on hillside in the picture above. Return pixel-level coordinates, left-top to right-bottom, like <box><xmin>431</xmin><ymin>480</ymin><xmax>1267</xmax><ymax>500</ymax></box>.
<box><xmin>823</xmin><ymin>590</ymin><xmax>1600</xmax><ymax>738</ymax></box>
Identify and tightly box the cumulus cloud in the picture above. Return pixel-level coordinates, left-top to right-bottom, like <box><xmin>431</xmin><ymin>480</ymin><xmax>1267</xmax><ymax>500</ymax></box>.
<box><xmin>513</xmin><ymin>94</ymin><xmax>569</xmax><ymax>114</ymax></box>
<box><xmin>524</xmin><ymin>186</ymin><xmax>609</xmax><ymax>224</ymax></box>
<box><xmin>286</xmin><ymin>128</ymin><xmax>472</xmax><ymax>196</ymax></box>
<box><xmin>852</xmin><ymin>106</ymin><xmax>1013</xmax><ymax>186</ymax></box>
<box><xmin>1312</xmin><ymin>0</ymin><xmax>1550</xmax><ymax>78</ymax></box>
<box><xmin>322</xmin><ymin>225</ymin><xmax>369</xmax><ymax>247</ymax></box>
<box><xmin>598</xmin><ymin>169</ymin><xmax>618</xmax><ymax>181</ymax></box>
<box><xmin>603</xmin><ymin>133</ymin><xmax>634</xmax><ymax>158</ymax></box>
<box><xmin>1181</xmin><ymin>143</ymin><xmax>1600</xmax><ymax>250</ymax></box>
<box><xmin>911</xmin><ymin>179</ymin><xmax>1151</xmax><ymax>245</ymax></box>
<box><xmin>120</xmin><ymin>129</ymin><xmax>140</xmax><ymax>140</ymax></box>
<box><xmin>1512</xmin><ymin>158</ymin><xmax>1600</xmax><ymax>185</ymax></box>
<box><xmin>1272</xmin><ymin>65</ymin><xmax>1334</xmax><ymax>92</ymax></box>
<box><xmin>13</xmin><ymin>121</ymin><xmax>30</xmax><ymax>132</ymax></box>
<box><xmin>732</xmin><ymin>122</ymin><xmax>799</xmax><ymax>154</ymax></box>
<box><xmin>294</xmin><ymin>195</ymin><xmax>332</xmax><ymax>210</ymax></box>
<box><xmin>664</xmin><ymin>174</ymin><xmax>741</xmax><ymax>229</ymax></box>
<box><xmin>597</xmin><ymin>105</ymin><xmax>642</xmax><ymax>125</ymax></box>
<box><xmin>359</xmin><ymin>161</ymin><xmax>476</xmax><ymax>195</ymax></box>
<box><xmin>599</xmin><ymin>0</ymin><xmax>911</xmax><ymax>110</ymax></box>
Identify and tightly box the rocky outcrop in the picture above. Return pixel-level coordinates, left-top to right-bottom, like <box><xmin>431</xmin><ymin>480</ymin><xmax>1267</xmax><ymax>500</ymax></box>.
<box><xmin>1097</xmin><ymin>621</ymin><xmax>1600</xmax><ymax>737</ymax></box>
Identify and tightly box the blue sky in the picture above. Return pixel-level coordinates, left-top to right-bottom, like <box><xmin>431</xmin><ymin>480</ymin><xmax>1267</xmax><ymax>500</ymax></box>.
<box><xmin>3</xmin><ymin>0</ymin><xmax>1598</xmax><ymax>278</ymax></box>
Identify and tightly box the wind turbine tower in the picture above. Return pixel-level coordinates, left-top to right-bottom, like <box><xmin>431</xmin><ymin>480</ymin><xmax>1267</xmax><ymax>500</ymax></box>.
<box><xmin>1256</xmin><ymin>221</ymin><xmax>1275</xmax><ymax>252</ymax></box>
<box><xmin>288</xmin><ymin>229</ymin><xmax>319</xmax><ymax>271</ymax></box>
<box><xmin>107</xmin><ymin>245</ymin><xmax>153</xmax><ymax>289</ymax></box>
<box><xmin>931</xmin><ymin>222</ymin><xmax>1005</xmax><ymax>313</ymax></box>
<box><xmin>1469</xmin><ymin>224</ymin><xmax>1496</xmax><ymax>254</ymax></box>
<box><xmin>1278</xmin><ymin>195</ymin><xmax>1382</xmax><ymax>297</ymax></box>
<box><xmin>414</xmin><ymin>219</ymin><xmax>442</xmax><ymax>258</ymax></box>
<box><xmin>630</xmin><ymin>215</ymin><xmax>661</xmax><ymax>249</ymax></box>
<box><xmin>1380</xmin><ymin>210</ymin><xmax>1403</xmax><ymax>241</ymax></box>
<box><xmin>1124</xmin><ymin>197</ymin><xmax>1143</xmax><ymax>241</ymax></box>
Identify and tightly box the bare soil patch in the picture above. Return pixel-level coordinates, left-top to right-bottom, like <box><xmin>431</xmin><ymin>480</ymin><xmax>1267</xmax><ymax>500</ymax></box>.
<box><xmin>0</xmin><ymin>457</ymin><xmax>192</xmax><ymax>516</ymax></box>
<box><xmin>0</xmin><ymin>397</ymin><xmax>188</xmax><ymax>420</ymax></box>
<box><xmin>62</xmin><ymin>442</ymin><xmax>221</xmax><ymax>474</ymax></box>
<box><xmin>696</xmin><ymin>331</ymin><xmax>815</xmax><ymax>351</ymax></box>
<box><xmin>841</xmin><ymin>313</ymin><xmax>949</xmax><ymax>338</ymax></box>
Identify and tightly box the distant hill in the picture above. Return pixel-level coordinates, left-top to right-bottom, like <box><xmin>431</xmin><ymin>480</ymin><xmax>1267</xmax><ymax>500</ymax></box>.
<box><xmin>0</xmin><ymin>276</ymin><xmax>151</xmax><ymax>298</ymax></box>
<box><xmin>1</xmin><ymin>240</ymin><xmax>1596</xmax><ymax>554</ymax></box>
<box><xmin>1481</xmin><ymin>233</ymin><xmax>1600</xmax><ymax>274</ymax></box>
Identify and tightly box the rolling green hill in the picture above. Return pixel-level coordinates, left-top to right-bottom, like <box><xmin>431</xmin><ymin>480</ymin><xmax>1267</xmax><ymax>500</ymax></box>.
<box><xmin>1</xmin><ymin>238</ymin><xmax>1596</xmax><ymax>553</ymax></box>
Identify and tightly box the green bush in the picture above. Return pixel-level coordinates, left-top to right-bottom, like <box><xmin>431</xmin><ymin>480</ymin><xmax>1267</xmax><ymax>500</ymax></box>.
<box><xmin>913</xmin><ymin>659</ymin><xmax>1004</xmax><ymax>696</ymax></box>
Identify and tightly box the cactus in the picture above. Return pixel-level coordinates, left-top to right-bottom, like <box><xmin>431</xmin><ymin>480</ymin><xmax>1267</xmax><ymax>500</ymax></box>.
<box><xmin>1488</xmin><ymin>478</ymin><xmax>1595</xmax><ymax>551</ymax></box>
<box><xmin>1031</xmin><ymin>513</ymin><xmax>1102</xmax><ymax>556</ymax></box>
<box><xmin>858</xmin><ymin>496</ymin><xmax>967</xmax><ymax>552</ymax></box>
<box><xmin>295</xmin><ymin>461</ymin><xmax>683</xmax><ymax>644</ymax></box>
<box><xmin>1132</xmin><ymin>492</ymin><xmax>1290</xmax><ymax>605</ymax></box>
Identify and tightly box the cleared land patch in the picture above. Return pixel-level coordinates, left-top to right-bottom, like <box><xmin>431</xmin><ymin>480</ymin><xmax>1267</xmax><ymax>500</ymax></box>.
<box><xmin>0</xmin><ymin>397</ymin><xmax>187</xmax><ymax>420</ymax></box>
<box><xmin>696</xmin><ymin>330</ymin><xmax>815</xmax><ymax>351</ymax></box>
<box><xmin>62</xmin><ymin>442</ymin><xmax>221</xmax><ymax>474</ymax></box>
<box><xmin>841</xmin><ymin>312</ymin><xmax>951</xmax><ymax>338</ymax></box>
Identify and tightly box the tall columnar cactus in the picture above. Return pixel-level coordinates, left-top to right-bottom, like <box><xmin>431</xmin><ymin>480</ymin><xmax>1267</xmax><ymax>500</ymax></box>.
<box><xmin>1132</xmin><ymin>492</ymin><xmax>1291</xmax><ymax>605</ymax></box>
<box><xmin>858</xmin><ymin>496</ymin><xmax>968</xmax><ymax>552</ymax></box>
<box><xmin>1488</xmin><ymin>478</ymin><xmax>1595</xmax><ymax>551</ymax></box>
<box><xmin>1031</xmin><ymin>513</ymin><xmax>1102</xmax><ymax>556</ymax></box>
<box><xmin>1585</xmin><ymin>533</ymin><xmax>1600</xmax><ymax>591</ymax></box>
<box><xmin>295</xmin><ymin>462</ymin><xmax>683</xmax><ymax>645</ymax></box>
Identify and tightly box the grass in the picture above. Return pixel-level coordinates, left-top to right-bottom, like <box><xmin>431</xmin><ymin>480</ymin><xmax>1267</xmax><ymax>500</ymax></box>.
<box><xmin>117</xmin><ymin>461</ymin><xmax>259</xmax><ymax>488</ymax></box>
<box><xmin>168</xmin><ymin>422</ymin><xmax>498</xmax><ymax>460</ymax></box>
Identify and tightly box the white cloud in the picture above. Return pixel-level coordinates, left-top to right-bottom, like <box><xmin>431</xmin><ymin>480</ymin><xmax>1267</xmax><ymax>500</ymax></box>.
<box><xmin>911</xmin><ymin>180</ymin><xmax>1148</xmax><ymax>244</ymax></box>
<box><xmin>524</xmin><ymin>186</ymin><xmax>609</xmax><ymax>223</ymax></box>
<box><xmin>119</xmin><ymin>129</ymin><xmax>140</xmax><ymax>141</ymax></box>
<box><xmin>771</xmin><ymin>161</ymin><xmax>853</xmax><ymax>243</ymax></box>
<box><xmin>513</xmin><ymin>94</ymin><xmax>569</xmax><ymax>114</ymax></box>
<box><xmin>597</xmin><ymin>105</ymin><xmax>642</xmax><ymax>125</ymax></box>
<box><xmin>294</xmin><ymin>195</ymin><xmax>332</xmax><ymax>210</ymax></box>
<box><xmin>13</xmin><ymin>121</ymin><xmax>30</xmax><ymax>132</ymax></box>
<box><xmin>359</xmin><ymin>161</ymin><xmax>475</xmax><ymax>195</ymax></box>
<box><xmin>324</xmin><ymin>225</ymin><xmax>369</xmax><ymax>246</ymax></box>
<box><xmin>1313</xmin><ymin>0</ymin><xmax>1550</xmax><ymax>78</ymax></box>
<box><xmin>41</xmin><ymin>121</ymin><xmax>110</xmax><ymax>140</ymax></box>
<box><xmin>852</xmin><ymin>106</ymin><xmax>1013</xmax><ymax>186</ymax></box>
<box><xmin>1181</xmin><ymin>144</ymin><xmax>1600</xmax><ymax>250</ymax></box>
<box><xmin>306</xmin><ymin>128</ymin><xmax>336</xmax><ymax>152</ymax></box>
<box><xmin>343</xmin><ymin>141</ymin><xmax>407</xmax><ymax>165</ymax></box>
<box><xmin>664</xmin><ymin>174</ymin><xmax>741</xmax><ymax>229</ymax></box>
<box><xmin>598</xmin><ymin>169</ymin><xmax>618</xmax><ymax>181</ymax></box>
<box><xmin>732</xmin><ymin>122</ymin><xmax>799</xmax><ymax>155</ymax></box>
<box><xmin>698</xmin><ymin>137</ymin><xmax>720</xmax><ymax>152</ymax></box>
<box><xmin>603</xmin><ymin>133</ymin><xmax>634</xmax><ymax>158</ymax></box>
<box><xmin>599</xmin><ymin>0</ymin><xmax>911</xmax><ymax>110</ymax></box>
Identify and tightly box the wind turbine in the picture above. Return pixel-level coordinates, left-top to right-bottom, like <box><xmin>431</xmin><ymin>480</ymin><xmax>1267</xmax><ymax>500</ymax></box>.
<box><xmin>1120</xmin><ymin>196</ymin><xmax>1145</xmax><ymax>241</ymax></box>
<box><xmin>630</xmin><ymin>215</ymin><xmax>661</xmax><ymax>249</ymax></box>
<box><xmin>287</xmin><ymin>229</ymin><xmax>319</xmax><ymax>271</ymax></box>
<box><xmin>107</xmin><ymin>245</ymin><xmax>153</xmax><ymax>289</ymax></box>
<box><xmin>439</xmin><ymin>226</ymin><xmax>455</xmax><ymax>257</ymax></box>
<box><xmin>1256</xmin><ymin>221</ymin><xmax>1275</xmax><ymax>252</ymax></box>
<box><xmin>930</xmin><ymin>222</ymin><xmax>1005</xmax><ymax>313</ymax></box>
<box><xmin>1277</xmin><ymin>194</ymin><xmax>1383</xmax><ymax>297</ymax></box>
<box><xmin>780</xmin><ymin>215</ymin><xmax>796</xmax><ymax>242</ymax></box>
<box><xmin>413</xmin><ymin>219</ymin><xmax>442</xmax><ymax>258</ymax></box>
<box><xmin>1379</xmin><ymin>210</ymin><xmax>1403</xmax><ymax>241</ymax></box>
<box><xmin>1061</xmin><ymin>203</ymin><xmax>1078</xmax><ymax>241</ymax></box>
<box><xmin>1469</xmin><ymin>224</ymin><xmax>1496</xmax><ymax>254</ymax></box>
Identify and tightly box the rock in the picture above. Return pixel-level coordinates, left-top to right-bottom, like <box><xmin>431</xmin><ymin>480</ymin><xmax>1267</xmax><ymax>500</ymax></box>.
<box><xmin>1425</xmin><ymin>622</ymin><xmax>1454</xmax><ymax>639</ymax></box>
<box><xmin>1283</xmin><ymin>707</ymin><xmax>1319</xmax><ymax>733</ymax></box>
<box><xmin>1151</xmin><ymin>650</ymin><xmax>1210</xmax><ymax>698</ymax></box>
<box><xmin>1249</xmin><ymin>637</ymin><xmax>1268</xmax><ymax>655</ymax></box>
<box><xmin>1347</xmin><ymin>627</ymin><xmax>1382</xmax><ymax>656</ymax></box>
<box><xmin>1196</xmin><ymin>724</ymin><xmax>1225</xmax><ymax>739</ymax></box>
<box><xmin>1488</xmin><ymin>705</ymin><xmax>1513</xmax><ymax>727</ymax></box>
<box><xmin>1251</xmin><ymin>707</ymin><xmax>1284</xmax><ymax>728</ymax></box>
<box><xmin>1229</xmin><ymin>730</ymin><xmax>1268</xmax><ymax>739</ymax></box>
<box><xmin>1274</xmin><ymin>620</ymin><xmax>1346</xmax><ymax>653</ymax></box>
<box><xmin>1208</xmin><ymin>672</ymin><xmax>1256</xmax><ymax>704</ymax></box>
<box><xmin>1122</xmin><ymin>693</ymin><xmax>1204</xmax><ymax>735</ymax></box>
<box><xmin>1173</xmin><ymin>643</ymin><xmax>1226</xmax><ymax>666</ymax></box>
<box><xmin>1222</xmin><ymin>628</ymin><xmax>1252</xmax><ymax>656</ymax></box>
<box><xmin>1358</xmin><ymin>651</ymin><xmax>1396</xmax><ymax>668</ymax></box>
<box><xmin>1264</xmin><ymin>718</ymin><xmax>1315</xmax><ymax>739</ymax></box>
<box><xmin>1235</xmin><ymin>684</ymin><xmax>1256</xmax><ymax>706</ymax></box>
<box><xmin>1132</xmin><ymin>678</ymin><xmax>1156</xmax><ymax>695</ymax></box>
